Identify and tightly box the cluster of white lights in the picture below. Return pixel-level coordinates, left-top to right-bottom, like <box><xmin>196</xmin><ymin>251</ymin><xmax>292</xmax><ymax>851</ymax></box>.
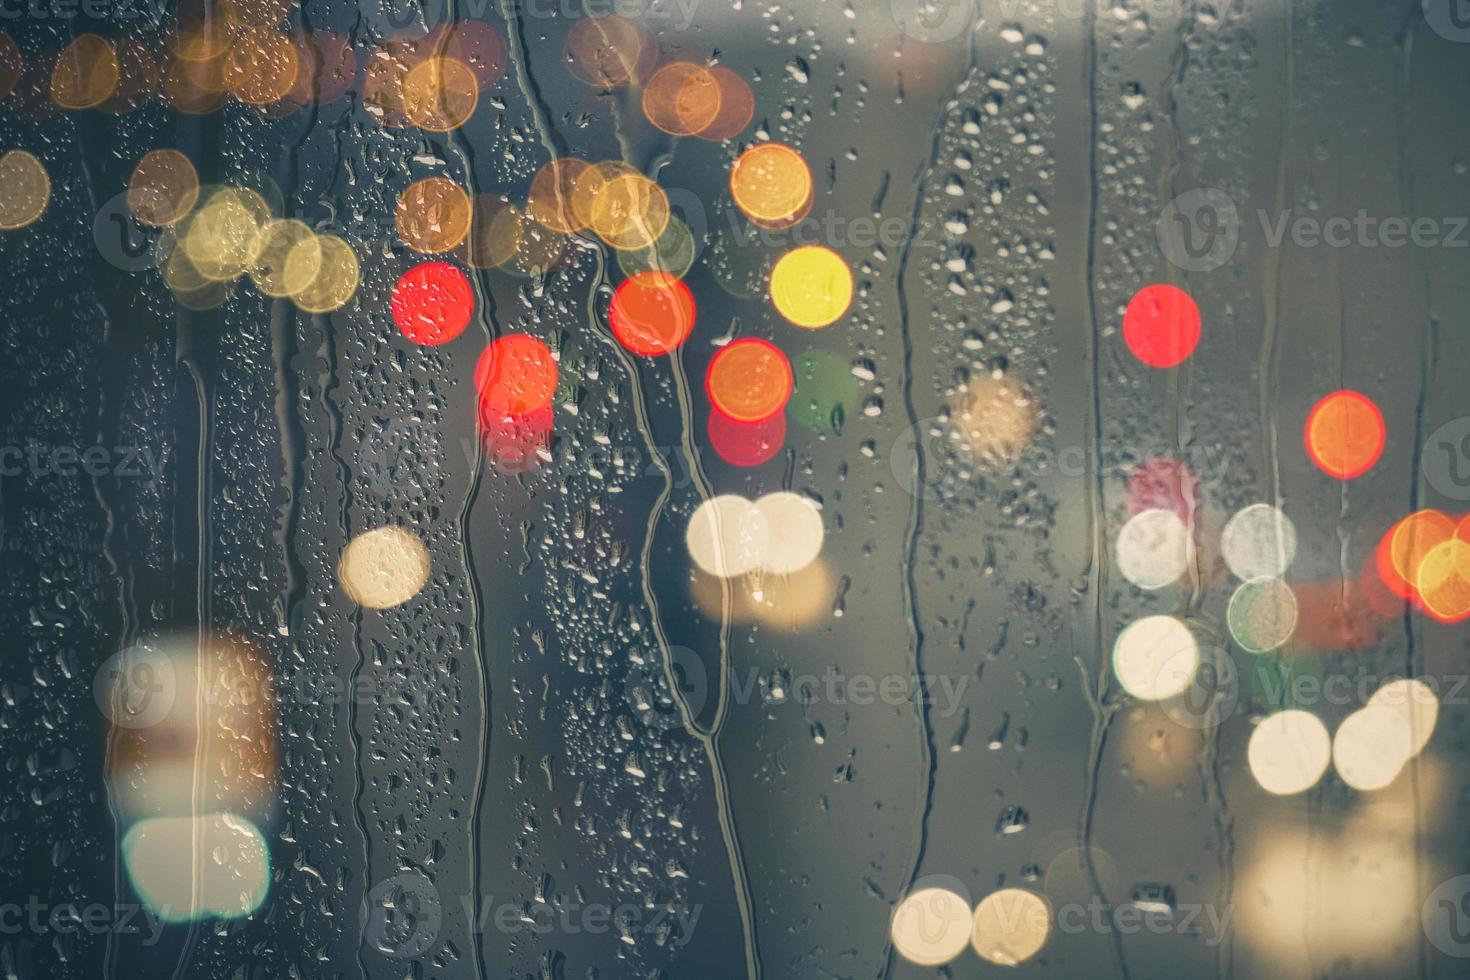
<box><xmin>1248</xmin><ymin>678</ymin><xmax>1438</xmax><ymax>795</ymax></box>
<box><xmin>889</xmin><ymin>885</ymin><xmax>1050</xmax><ymax>967</ymax></box>
<box><xmin>685</xmin><ymin>491</ymin><xmax>825</xmax><ymax>579</ymax></box>
<box><xmin>1112</xmin><ymin>504</ymin><xmax>1301</xmax><ymax>699</ymax></box>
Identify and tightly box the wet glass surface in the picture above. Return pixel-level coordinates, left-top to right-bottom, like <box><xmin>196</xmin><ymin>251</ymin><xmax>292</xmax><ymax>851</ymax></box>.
<box><xmin>2</xmin><ymin>1</ymin><xmax>1470</xmax><ymax>977</ymax></box>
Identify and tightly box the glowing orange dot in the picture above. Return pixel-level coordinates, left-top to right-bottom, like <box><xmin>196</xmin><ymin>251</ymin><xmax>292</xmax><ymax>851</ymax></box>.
<box><xmin>609</xmin><ymin>272</ymin><xmax>696</xmax><ymax>356</ymax></box>
<box><xmin>730</xmin><ymin>143</ymin><xmax>813</xmax><ymax>229</ymax></box>
<box><xmin>1375</xmin><ymin>510</ymin><xmax>1454</xmax><ymax>602</ymax></box>
<box><xmin>706</xmin><ymin>339</ymin><xmax>793</xmax><ymax>423</ymax></box>
<box><xmin>1305</xmin><ymin>390</ymin><xmax>1385</xmax><ymax>479</ymax></box>
<box><xmin>1123</xmin><ymin>284</ymin><xmax>1201</xmax><ymax>368</ymax></box>
<box><xmin>402</xmin><ymin>55</ymin><xmax>478</xmax><ymax>132</ymax></box>
<box><xmin>476</xmin><ymin>334</ymin><xmax>557</xmax><ymax>417</ymax></box>
<box><xmin>696</xmin><ymin>67</ymin><xmax>755</xmax><ymax>142</ymax></box>
<box><xmin>641</xmin><ymin>62</ymin><xmax>721</xmax><ymax>137</ymax></box>
<box><xmin>395</xmin><ymin>176</ymin><xmax>472</xmax><ymax>254</ymax></box>
<box><xmin>223</xmin><ymin>27</ymin><xmax>299</xmax><ymax>106</ymax></box>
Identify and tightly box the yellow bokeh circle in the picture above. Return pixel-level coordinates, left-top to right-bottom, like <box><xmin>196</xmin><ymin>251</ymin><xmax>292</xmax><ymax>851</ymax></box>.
<box><xmin>769</xmin><ymin>245</ymin><xmax>852</xmax><ymax>328</ymax></box>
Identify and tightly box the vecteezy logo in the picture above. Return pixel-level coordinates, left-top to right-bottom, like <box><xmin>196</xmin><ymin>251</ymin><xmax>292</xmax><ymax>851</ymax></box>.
<box><xmin>1423</xmin><ymin>0</ymin><xmax>1470</xmax><ymax>43</ymax></box>
<box><xmin>93</xmin><ymin>190</ymin><xmax>157</xmax><ymax>272</ymax></box>
<box><xmin>1162</xmin><ymin>645</ymin><xmax>1240</xmax><ymax>731</ymax></box>
<box><xmin>359</xmin><ymin>416</ymin><xmax>435</xmax><ymax>501</ymax></box>
<box><xmin>362</xmin><ymin>871</ymin><xmax>442</xmax><ymax>959</ymax></box>
<box><xmin>94</xmin><ymin>644</ymin><xmax>177</xmax><ymax>729</ymax></box>
<box><xmin>1423</xmin><ymin>875</ymin><xmax>1470</xmax><ymax>956</ymax></box>
<box><xmin>1422</xmin><ymin>417</ymin><xmax>1470</xmax><ymax>502</ymax></box>
<box><xmin>1157</xmin><ymin>188</ymin><xmax>1240</xmax><ymax>273</ymax></box>
<box><xmin>891</xmin><ymin>417</ymin><xmax>953</xmax><ymax>501</ymax></box>
<box><xmin>624</xmin><ymin>645</ymin><xmax>707</xmax><ymax>732</ymax></box>
<box><xmin>891</xmin><ymin>0</ymin><xmax>975</xmax><ymax>43</ymax></box>
<box><xmin>893</xmin><ymin>873</ymin><xmax>973</xmax><ymax>941</ymax></box>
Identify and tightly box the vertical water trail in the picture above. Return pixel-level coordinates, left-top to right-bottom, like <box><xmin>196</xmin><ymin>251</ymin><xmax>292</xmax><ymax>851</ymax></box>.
<box><xmin>1076</xmin><ymin>5</ymin><xmax>1129</xmax><ymax>977</ymax></box>
<box><xmin>880</xmin><ymin>22</ymin><xmax>980</xmax><ymax>979</ymax></box>
<box><xmin>69</xmin><ymin>126</ymin><xmax>131</xmax><ymax>980</ymax></box>
<box><xmin>497</xmin><ymin>4</ymin><xmax>762</xmax><ymax>975</ymax></box>
<box><xmin>1393</xmin><ymin>12</ymin><xmax>1434</xmax><ymax>978</ymax></box>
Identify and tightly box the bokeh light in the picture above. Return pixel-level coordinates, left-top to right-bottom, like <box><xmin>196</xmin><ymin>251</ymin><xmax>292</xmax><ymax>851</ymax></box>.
<box><xmin>752</xmin><ymin>492</ymin><xmax>824</xmax><ymax>575</ymax></box>
<box><xmin>1415</xmin><ymin>537</ymin><xmax>1470</xmax><ymax>623</ymax></box>
<box><xmin>1376</xmin><ymin>509</ymin><xmax>1453</xmax><ymax>602</ymax></box>
<box><xmin>1115</xmin><ymin>507</ymin><xmax>1191</xmax><ymax>591</ymax></box>
<box><xmin>182</xmin><ymin>185</ymin><xmax>270</xmax><ymax>281</ymax></box>
<box><xmin>51</xmin><ymin>33</ymin><xmax>119</xmax><ymax>110</ymax></box>
<box><xmin>769</xmin><ymin>245</ymin><xmax>852</xmax><ymax>329</ymax></box>
<box><xmin>249</xmin><ymin>218</ymin><xmax>321</xmax><ymax>298</ymax></box>
<box><xmin>589</xmin><ymin>172</ymin><xmax>669</xmax><ymax>251</ymax></box>
<box><xmin>1368</xmin><ymin>678</ymin><xmax>1438</xmax><ymax>756</ymax></box>
<box><xmin>0</xmin><ymin>150</ymin><xmax>50</xmax><ymax>230</ymax></box>
<box><xmin>402</xmin><ymin>55</ymin><xmax>478</xmax><ymax>131</ymax></box>
<box><xmin>396</xmin><ymin>176</ymin><xmax>472</xmax><ymax>254</ymax></box>
<box><xmin>123</xmin><ymin>813</ymin><xmax>270</xmax><ymax>922</ymax></box>
<box><xmin>952</xmin><ymin>375</ymin><xmax>1036</xmax><ymax>467</ymax></box>
<box><xmin>686</xmin><ymin>494</ymin><xmax>768</xmax><ymax>579</ymax></box>
<box><xmin>697</xmin><ymin>66</ymin><xmax>755</xmax><ymax>141</ymax></box>
<box><xmin>1112</xmin><ymin>615</ymin><xmax>1199</xmax><ymax>701</ymax></box>
<box><xmin>476</xmin><ymin>334</ymin><xmax>557</xmax><ymax>416</ymax></box>
<box><xmin>971</xmin><ymin>889</ymin><xmax>1050</xmax><ymax>966</ymax></box>
<box><xmin>528</xmin><ymin>157</ymin><xmax>590</xmax><ymax>234</ymax></box>
<box><xmin>1221</xmin><ymin>503</ymin><xmax>1297</xmax><ymax>581</ymax></box>
<box><xmin>479</xmin><ymin>402</ymin><xmax>553</xmax><ymax>475</ymax></box>
<box><xmin>890</xmin><ymin>887</ymin><xmax>972</xmax><ymax>967</ymax></box>
<box><xmin>128</xmin><ymin>148</ymin><xmax>200</xmax><ymax>227</ymax></box>
<box><xmin>706</xmin><ymin>339</ymin><xmax>793</xmax><ymax>423</ymax></box>
<box><xmin>788</xmin><ymin>350</ymin><xmax>859</xmax><ymax>430</ymax></box>
<box><xmin>1305</xmin><ymin>390</ymin><xmax>1386</xmax><ymax>479</ymax></box>
<box><xmin>1226</xmin><ymin>577</ymin><xmax>1298</xmax><ymax>653</ymax></box>
<box><xmin>291</xmin><ymin>233</ymin><xmax>359</xmax><ymax>313</ymax></box>
<box><xmin>1332</xmin><ymin>704</ymin><xmax>1411</xmax><ymax>791</ymax></box>
<box><xmin>457</xmin><ymin>193</ymin><xmax>524</xmax><ymax>270</ymax></box>
<box><xmin>1123</xmin><ymin>283</ymin><xmax>1201</xmax><ymax>368</ymax></box>
<box><xmin>1247</xmin><ymin>710</ymin><xmax>1330</xmax><ymax>795</ymax></box>
<box><xmin>338</xmin><ymin>526</ymin><xmax>431</xmax><ymax>609</ymax></box>
<box><xmin>730</xmin><ymin>142</ymin><xmax>813</xmax><ymax>229</ymax></box>
<box><xmin>1125</xmin><ymin>456</ymin><xmax>1200</xmax><ymax>521</ymax></box>
<box><xmin>563</xmin><ymin>15</ymin><xmax>654</xmax><ymax>89</ymax></box>
<box><xmin>708</xmin><ymin>408</ymin><xmax>785</xmax><ymax>467</ymax></box>
<box><xmin>642</xmin><ymin>61</ymin><xmax>721</xmax><ymax>137</ymax></box>
<box><xmin>618</xmin><ymin>214</ymin><xmax>697</xmax><ymax>280</ymax></box>
<box><xmin>223</xmin><ymin>26</ymin><xmax>299</xmax><ymax>106</ymax></box>
<box><xmin>609</xmin><ymin>271</ymin><xmax>696</xmax><ymax>356</ymax></box>
<box><xmin>392</xmin><ymin>261</ymin><xmax>474</xmax><ymax>346</ymax></box>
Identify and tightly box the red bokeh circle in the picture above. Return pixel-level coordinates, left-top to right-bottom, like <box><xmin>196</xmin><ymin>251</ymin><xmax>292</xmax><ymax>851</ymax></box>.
<box><xmin>475</xmin><ymin>334</ymin><xmax>557</xmax><ymax>417</ymax></box>
<box><xmin>392</xmin><ymin>262</ymin><xmax>474</xmax><ymax>346</ymax></box>
<box><xmin>708</xmin><ymin>405</ymin><xmax>785</xmax><ymax>467</ymax></box>
<box><xmin>1123</xmin><ymin>284</ymin><xmax>1201</xmax><ymax>368</ymax></box>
